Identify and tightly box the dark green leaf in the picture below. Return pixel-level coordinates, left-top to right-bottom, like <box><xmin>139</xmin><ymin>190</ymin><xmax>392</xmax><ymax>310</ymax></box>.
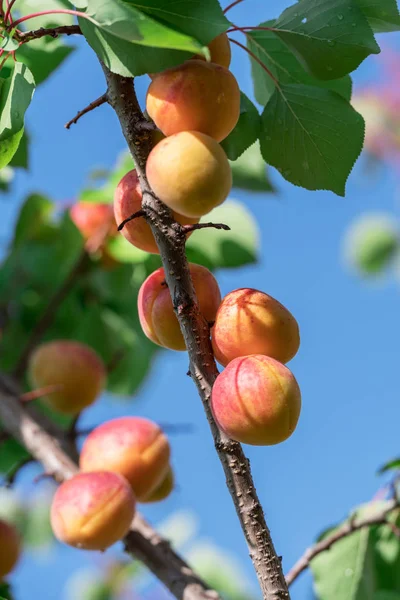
<box><xmin>273</xmin><ymin>0</ymin><xmax>380</xmax><ymax>80</ymax></box>
<box><xmin>13</xmin><ymin>193</ymin><xmax>54</xmax><ymax>248</ymax></box>
<box><xmin>0</xmin><ymin>128</ymin><xmax>24</xmax><ymax>170</ymax></box>
<box><xmin>0</xmin><ymin>63</ymin><xmax>35</xmax><ymax>140</ymax></box>
<box><xmin>378</xmin><ymin>458</ymin><xmax>400</xmax><ymax>475</ymax></box>
<box><xmin>355</xmin><ymin>0</ymin><xmax>400</xmax><ymax>32</ymax></box>
<box><xmin>260</xmin><ymin>84</ymin><xmax>365</xmax><ymax>195</ymax></box>
<box><xmin>17</xmin><ymin>38</ymin><xmax>74</xmax><ymax>86</ymax></box>
<box><xmin>247</xmin><ymin>21</ymin><xmax>353</xmax><ymax>105</ymax></box>
<box><xmin>9</xmin><ymin>130</ymin><xmax>29</xmax><ymax>169</ymax></box>
<box><xmin>0</xmin><ymin>438</ymin><xmax>30</xmax><ymax>474</ymax></box>
<box><xmin>221</xmin><ymin>93</ymin><xmax>260</xmax><ymax>160</ymax></box>
<box><xmin>186</xmin><ymin>200</ymin><xmax>259</xmax><ymax>270</ymax></box>
<box><xmin>230</xmin><ymin>142</ymin><xmax>275</xmax><ymax>192</ymax></box>
<box><xmin>0</xmin><ymin>582</ymin><xmax>14</xmax><ymax>600</ymax></box>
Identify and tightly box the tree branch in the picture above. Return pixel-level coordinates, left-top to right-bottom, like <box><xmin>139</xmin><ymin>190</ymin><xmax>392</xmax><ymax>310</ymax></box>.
<box><xmin>102</xmin><ymin>66</ymin><xmax>289</xmax><ymax>600</ymax></box>
<box><xmin>0</xmin><ymin>373</ymin><xmax>221</xmax><ymax>600</ymax></box>
<box><xmin>65</xmin><ymin>93</ymin><xmax>108</xmax><ymax>129</ymax></box>
<box><xmin>285</xmin><ymin>500</ymin><xmax>400</xmax><ymax>586</ymax></box>
<box><xmin>17</xmin><ymin>25</ymin><xmax>82</xmax><ymax>43</ymax></box>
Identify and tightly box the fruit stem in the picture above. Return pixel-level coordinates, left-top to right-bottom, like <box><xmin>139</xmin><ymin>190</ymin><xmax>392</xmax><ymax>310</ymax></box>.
<box><xmin>117</xmin><ymin>209</ymin><xmax>145</xmax><ymax>231</ymax></box>
<box><xmin>9</xmin><ymin>9</ymin><xmax>94</xmax><ymax>29</ymax></box>
<box><xmin>4</xmin><ymin>0</ymin><xmax>17</xmax><ymax>25</ymax></box>
<box><xmin>229</xmin><ymin>36</ymin><xmax>279</xmax><ymax>86</ymax></box>
<box><xmin>223</xmin><ymin>0</ymin><xmax>245</xmax><ymax>14</ymax></box>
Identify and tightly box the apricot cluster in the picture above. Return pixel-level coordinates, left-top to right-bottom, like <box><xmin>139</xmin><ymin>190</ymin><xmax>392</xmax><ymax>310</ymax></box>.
<box><xmin>113</xmin><ymin>32</ymin><xmax>238</xmax><ymax>253</ymax></box>
<box><xmin>51</xmin><ymin>417</ymin><xmax>174</xmax><ymax>551</ymax></box>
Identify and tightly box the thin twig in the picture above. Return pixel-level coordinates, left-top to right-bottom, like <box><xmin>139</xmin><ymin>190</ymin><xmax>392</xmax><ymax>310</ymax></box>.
<box><xmin>228</xmin><ymin>37</ymin><xmax>279</xmax><ymax>86</ymax></box>
<box><xmin>102</xmin><ymin>66</ymin><xmax>290</xmax><ymax>600</ymax></box>
<box><xmin>117</xmin><ymin>209</ymin><xmax>145</xmax><ymax>231</ymax></box>
<box><xmin>285</xmin><ymin>500</ymin><xmax>400</xmax><ymax>586</ymax></box>
<box><xmin>13</xmin><ymin>249</ymin><xmax>89</xmax><ymax>380</ymax></box>
<box><xmin>65</xmin><ymin>93</ymin><xmax>108</xmax><ymax>129</ymax></box>
<box><xmin>183</xmin><ymin>222</ymin><xmax>230</xmax><ymax>234</ymax></box>
<box><xmin>223</xmin><ymin>0</ymin><xmax>245</xmax><ymax>14</ymax></box>
<box><xmin>0</xmin><ymin>374</ymin><xmax>221</xmax><ymax>600</ymax></box>
<box><xmin>17</xmin><ymin>24</ymin><xmax>81</xmax><ymax>43</ymax></box>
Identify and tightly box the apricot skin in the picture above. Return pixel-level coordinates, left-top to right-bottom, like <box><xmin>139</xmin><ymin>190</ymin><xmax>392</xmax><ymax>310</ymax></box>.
<box><xmin>146</xmin><ymin>131</ymin><xmax>232</xmax><ymax>218</ymax></box>
<box><xmin>138</xmin><ymin>263</ymin><xmax>221</xmax><ymax>351</ymax></box>
<box><xmin>28</xmin><ymin>340</ymin><xmax>106</xmax><ymax>415</ymax></box>
<box><xmin>146</xmin><ymin>60</ymin><xmax>240</xmax><ymax>142</ymax></box>
<box><xmin>114</xmin><ymin>170</ymin><xmax>198</xmax><ymax>254</ymax></box>
<box><xmin>195</xmin><ymin>33</ymin><xmax>231</xmax><ymax>68</ymax></box>
<box><xmin>142</xmin><ymin>466</ymin><xmax>174</xmax><ymax>503</ymax></box>
<box><xmin>0</xmin><ymin>520</ymin><xmax>20</xmax><ymax>578</ymax></box>
<box><xmin>212</xmin><ymin>288</ymin><xmax>300</xmax><ymax>366</ymax></box>
<box><xmin>211</xmin><ymin>355</ymin><xmax>301</xmax><ymax>446</ymax></box>
<box><xmin>70</xmin><ymin>202</ymin><xmax>115</xmax><ymax>240</ymax></box>
<box><xmin>50</xmin><ymin>471</ymin><xmax>135</xmax><ymax>551</ymax></box>
<box><xmin>80</xmin><ymin>417</ymin><xmax>170</xmax><ymax>501</ymax></box>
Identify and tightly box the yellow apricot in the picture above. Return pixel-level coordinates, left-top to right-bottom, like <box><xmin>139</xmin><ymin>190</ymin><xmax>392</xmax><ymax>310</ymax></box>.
<box><xmin>28</xmin><ymin>340</ymin><xmax>106</xmax><ymax>415</ymax></box>
<box><xmin>212</xmin><ymin>288</ymin><xmax>300</xmax><ymax>366</ymax></box>
<box><xmin>142</xmin><ymin>466</ymin><xmax>174</xmax><ymax>503</ymax></box>
<box><xmin>146</xmin><ymin>131</ymin><xmax>232</xmax><ymax>218</ymax></box>
<box><xmin>211</xmin><ymin>355</ymin><xmax>301</xmax><ymax>446</ymax></box>
<box><xmin>146</xmin><ymin>60</ymin><xmax>240</xmax><ymax>142</ymax></box>
<box><xmin>50</xmin><ymin>471</ymin><xmax>136</xmax><ymax>550</ymax></box>
<box><xmin>114</xmin><ymin>169</ymin><xmax>198</xmax><ymax>254</ymax></box>
<box><xmin>195</xmin><ymin>33</ymin><xmax>231</xmax><ymax>68</ymax></box>
<box><xmin>138</xmin><ymin>263</ymin><xmax>221</xmax><ymax>351</ymax></box>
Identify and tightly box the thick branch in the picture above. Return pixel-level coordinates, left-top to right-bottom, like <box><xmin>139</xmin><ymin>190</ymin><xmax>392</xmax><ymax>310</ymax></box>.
<box><xmin>17</xmin><ymin>25</ymin><xmax>82</xmax><ymax>43</ymax></box>
<box><xmin>102</xmin><ymin>67</ymin><xmax>289</xmax><ymax>600</ymax></box>
<box><xmin>65</xmin><ymin>93</ymin><xmax>108</xmax><ymax>129</ymax></box>
<box><xmin>0</xmin><ymin>374</ymin><xmax>220</xmax><ymax>600</ymax></box>
<box><xmin>285</xmin><ymin>499</ymin><xmax>400</xmax><ymax>586</ymax></box>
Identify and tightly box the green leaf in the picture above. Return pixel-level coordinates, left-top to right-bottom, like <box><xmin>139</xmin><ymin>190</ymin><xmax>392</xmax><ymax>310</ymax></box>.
<box><xmin>17</xmin><ymin>38</ymin><xmax>74</xmax><ymax>86</ymax></box>
<box><xmin>247</xmin><ymin>21</ymin><xmax>353</xmax><ymax>105</ymax></box>
<box><xmin>355</xmin><ymin>0</ymin><xmax>400</xmax><ymax>32</ymax></box>
<box><xmin>0</xmin><ymin>581</ymin><xmax>14</xmax><ymax>600</ymax></box>
<box><xmin>106</xmin><ymin>235</ymin><xmax>148</xmax><ymax>264</ymax></box>
<box><xmin>230</xmin><ymin>142</ymin><xmax>274</xmax><ymax>192</ymax></box>
<box><xmin>0</xmin><ymin>127</ymin><xmax>24</xmax><ymax>170</ymax></box>
<box><xmin>9</xmin><ymin>130</ymin><xmax>28</xmax><ymax>169</ymax></box>
<box><xmin>378</xmin><ymin>458</ymin><xmax>400</xmax><ymax>475</ymax></box>
<box><xmin>0</xmin><ymin>63</ymin><xmax>35</xmax><ymax>140</ymax></box>
<box><xmin>260</xmin><ymin>84</ymin><xmax>365</xmax><ymax>195</ymax></box>
<box><xmin>186</xmin><ymin>199</ymin><xmax>259</xmax><ymax>270</ymax></box>
<box><xmin>79</xmin><ymin>17</ymin><xmax>191</xmax><ymax>77</ymax></box>
<box><xmin>374</xmin><ymin>593</ymin><xmax>400</xmax><ymax>600</ymax></box>
<box><xmin>0</xmin><ymin>438</ymin><xmax>30</xmax><ymax>475</ymax></box>
<box><xmin>13</xmin><ymin>193</ymin><xmax>54</xmax><ymax>247</ymax></box>
<box><xmin>273</xmin><ymin>0</ymin><xmax>380</xmax><ymax>81</ymax></box>
<box><xmin>221</xmin><ymin>93</ymin><xmax>260</xmax><ymax>160</ymax></box>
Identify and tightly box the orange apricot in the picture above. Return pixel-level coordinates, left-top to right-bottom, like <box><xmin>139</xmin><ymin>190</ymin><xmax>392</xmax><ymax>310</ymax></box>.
<box><xmin>146</xmin><ymin>60</ymin><xmax>240</xmax><ymax>142</ymax></box>
<box><xmin>70</xmin><ymin>202</ymin><xmax>116</xmax><ymax>240</ymax></box>
<box><xmin>211</xmin><ymin>288</ymin><xmax>300</xmax><ymax>366</ymax></box>
<box><xmin>146</xmin><ymin>131</ymin><xmax>232</xmax><ymax>218</ymax></box>
<box><xmin>0</xmin><ymin>520</ymin><xmax>20</xmax><ymax>578</ymax></box>
<box><xmin>211</xmin><ymin>355</ymin><xmax>301</xmax><ymax>446</ymax></box>
<box><xmin>114</xmin><ymin>169</ymin><xmax>198</xmax><ymax>254</ymax></box>
<box><xmin>28</xmin><ymin>340</ymin><xmax>106</xmax><ymax>415</ymax></box>
<box><xmin>195</xmin><ymin>33</ymin><xmax>231</xmax><ymax>68</ymax></box>
<box><xmin>50</xmin><ymin>471</ymin><xmax>135</xmax><ymax>550</ymax></box>
<box><xmin>80</xmin><ymin>417</ymin><xmax>170</xmax><ymax>501</ymax></box>
<box><xmin>138</xmin><ymin>263</ymin><xmax>221</xmax><ymax>351</ymax></box>
<box><xmin>142</xmin><ymin>466</ymin><xmax>174</xmax><ymax>503</ymax></box>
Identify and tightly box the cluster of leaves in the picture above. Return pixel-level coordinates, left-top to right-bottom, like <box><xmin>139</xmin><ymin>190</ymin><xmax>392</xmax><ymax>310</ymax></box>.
<box><xmin>1</xmin><ymin>0</ymin><xmax>400</xmax><ymax>198</ymax></box>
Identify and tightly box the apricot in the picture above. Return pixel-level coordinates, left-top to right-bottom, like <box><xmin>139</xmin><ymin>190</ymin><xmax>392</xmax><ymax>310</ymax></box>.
<box><xmin>211</xmin><ymin>355</ymin><xmax>301</xmax><ymax>446</ymax></box>
<box><xmin>28</xmin><ymin>340</ymin><xmax>106</xmax><ymax>415</ymax></box>
<box><xmin>195</xmin><ymin>33</ymin><xmax>231</xmax><ymax>68</ymax></box>
<box><xmin>70</xmin><ymin>202</ymin><xmax>116</xmax><ymax>240</ymax></box>
<box><xmin>138</xmin><ymin>263</ymin><xmax>221</xmax><ymax>351</ymax></box>
<box><xmin>50</xmin><ymin>471</ymin><xmax>135</xmax><ymax>551</ymax></box>
<box><xmin>146</xmin><ymin>60</ymin><xmax>240</xmax><ymax>142</ymax></box>
<box><xmin>142</xmin><ymin>466</ymin><xmax>174</xmax><ymax>503</ymax></box>
<box><xmin>0</xmin><ymin>520</ymin><xmax>20</xmax><ymax>578</ymax></box>
<box><xmin>80</xmin><ymin>417</ymin><xmax>170</xmax><ymax>501</ymax></box>
<box><xmin>211</xmin><ymin>288</ymin><xmax>300</xmax><ymax>366</ymax></box>
<box><xmin>146</xmin><ymin>131</ymin><xmax>232</xmax><ymax>218</ymax></box>
<box><xmin>114</xmin><ymin>169</ymin><xmax>198</xmax><ymax>254</ymax></box>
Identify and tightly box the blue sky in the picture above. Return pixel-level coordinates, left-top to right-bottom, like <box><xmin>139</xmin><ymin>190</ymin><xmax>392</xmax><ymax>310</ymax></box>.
<box><xmin>2</xmin><ymin>1</ymin><xmax>400</xmax><ymax>599</ymax></box>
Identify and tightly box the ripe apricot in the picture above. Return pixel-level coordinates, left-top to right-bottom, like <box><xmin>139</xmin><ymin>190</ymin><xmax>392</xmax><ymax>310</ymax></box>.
<box><xmin>211</xmin><ymin>355</ymin><xmax>301</xmax><ymax>446</ymax></box>
<box><xmin>138</xmin><ymin>263</ymin><xmax>221</xmax><ymax>351</ymax></box>
<box><xmin>142</xmin><ymin>466</ymin><xmax>174</xmax><ymax>503</ymax></box>
<box><xmin>80</xmin><ymin>417</ymin><xmax>170</xmax><ymax>501</ymax></box>
<box><xmin>146</xmin><ymin>131</ymin><xmax>232</xmax><ymax>218</ymax></box>
<box><xmin>212</xmin><ymin>288</ymin><xmax>300</xmax><ymax>366</ymax></box>
<box><xmin>146</xmin><ymin>60</ymin><xmax>240</xmax><ymax>142</ymax></box>
<box><xmin>28</xmin><ymin>340</ymin><xmax>106</xmax><ymax>415</ymax></box>
<box><xmin>0</xmin><ymin>520</ymin><xmax>20</xmax><ymax>578</ymax></box>
<box><xmin>50</xmin><ymin>471</ymin><xmax>135</xmax><ymax>550</ymax></box>
<box><xmin>114</xmin><ymin>169</ymin><xmax>198</xmax><ymax>254</ymax></box>
<box><xmin>195</xmin><ymin>33</ymin><xmax>231</xmax><ymax>68</ymax></box>
<box><xmin>70</xmin><ymin>202</ymin><xmax>115</xmax><ymax>241</ymax></box>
